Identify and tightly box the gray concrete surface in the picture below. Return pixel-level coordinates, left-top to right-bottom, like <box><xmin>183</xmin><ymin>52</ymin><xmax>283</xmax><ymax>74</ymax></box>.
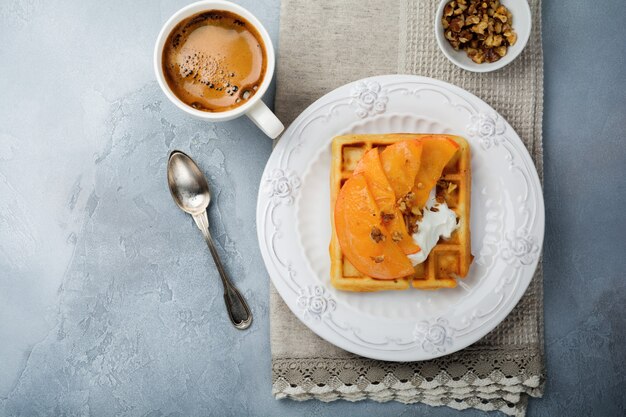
<box><xmin>0</xmin><ymin>0</ymin><xmax>624</xmax><ymax>416</ymax></box>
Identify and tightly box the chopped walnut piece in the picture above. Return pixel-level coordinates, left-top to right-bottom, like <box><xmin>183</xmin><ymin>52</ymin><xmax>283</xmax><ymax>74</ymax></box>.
<box><xmin>381</xmin><ymin>212</ymin><xmax>395</xmax><ymax>224</ymax></box>
<box><xmin>450</xmin><ymin>16</ymin><xmax>464</xmax><ymax>32</ymax></box>
<box><xmin>466</xmin><ymin>14</ymin><xmax>480</xmax><ymax>25</ymax></box>
<box><xmin>407</xmin><ymin>220</ymin><xmax>418</xmax><ymax>235</ymax></box>
<box><xmin>437</xmin><ymin>179</ymin><xmax>455</xmax><ymax>192</ymax></box>
<box><xmin>370</xmin><ymin>226</ymin><xmax>385</xmax><ymax>243</ymax></box>
<box><xmin>504</xmin><ymin>30</ymin><xmax>517</xmax><ymax>45</ymax></box>
<box><xmin>493</xmin><ymin>11</ymin><xmax>507</xmax><ymax>22</ymax></box>
<box><xmin>471</xmin><ymin>21</ymin><xmax>488</xmax><ymax>34</ymax></box>
<box><xmin>470</xmin><ymin>49</ymin><xmax>485</xmax><ymax>63</ymax></box>
<box><xmin>441</xmin><ymin>0</ymin><xmax>517</xmax><ymax>64</ymax></box>
<box><xmin>459</xmin><ymin>29</ymin><xmax>473</xmax><ymax>43</ymax></box>
<box><xmin>484</xmin><ymin>47</ymin><xmax>499</xmax><ymax>62</ymax></box>
<box><xmin>370</xmin><ymin>255</ymin><xmax>385</xmax><ymax>263</ymax></box>
<box><xmin>391</xmin><ymin>231</ymin><xmax>403</xmax><ymax>242</ymax></box>
<box><xmin>430</xmin><ymin>206</ymin><xmax>440</xmax><ymax>212</ymax></box>
<box><xmin>396</xmin><ymin>192</ymin><xmax>416</xmax><ymax>215</ymax></box>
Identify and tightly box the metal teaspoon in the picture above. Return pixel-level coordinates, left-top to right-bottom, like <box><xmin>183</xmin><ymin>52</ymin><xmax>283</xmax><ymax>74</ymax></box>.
<box><xmin>167</xmin><ymin>150</ymin><xmax>252</xmax><ymax>330</ymax></box>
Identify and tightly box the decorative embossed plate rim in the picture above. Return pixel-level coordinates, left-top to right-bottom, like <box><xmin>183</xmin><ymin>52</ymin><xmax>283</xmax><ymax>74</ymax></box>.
<box><xmin>256</xmin><ymin>75</ymin><xmax>544</xmax><ymax>361</ymax></box>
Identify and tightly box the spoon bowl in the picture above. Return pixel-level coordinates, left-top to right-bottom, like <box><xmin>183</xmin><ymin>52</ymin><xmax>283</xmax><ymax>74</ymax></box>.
<box><xmin>167</xmin><ymin>151</ymin><xmax>211</xmax><ymax>215</ymax></box>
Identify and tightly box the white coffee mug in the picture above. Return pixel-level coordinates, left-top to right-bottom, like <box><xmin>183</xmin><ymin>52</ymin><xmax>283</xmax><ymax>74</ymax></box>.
<box><xmin>154</xmin><ymin>0</ymin><xmax>284</xmax><ymax>139</ymax></box>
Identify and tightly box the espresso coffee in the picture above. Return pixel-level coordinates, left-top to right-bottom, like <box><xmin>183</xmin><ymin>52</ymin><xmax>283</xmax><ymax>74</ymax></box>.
<box><xmin>162</xmin><ymin>10</ymin><xmax>267</xmax><ymax>112</ymax></box>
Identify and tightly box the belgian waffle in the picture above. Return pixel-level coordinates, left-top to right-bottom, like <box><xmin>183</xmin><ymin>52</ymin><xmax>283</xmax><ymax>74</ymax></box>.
<box><xmin>329</xmin><ymin>134</ymin><xmax>472</xmax><ymax>292</ymax></box>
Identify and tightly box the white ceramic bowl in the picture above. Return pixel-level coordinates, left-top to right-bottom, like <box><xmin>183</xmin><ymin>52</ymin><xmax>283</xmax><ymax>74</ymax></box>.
<box><xmin>434</xmin><ymin>0</ymin><xmax>532</xmax><ymax>72</ymax></box>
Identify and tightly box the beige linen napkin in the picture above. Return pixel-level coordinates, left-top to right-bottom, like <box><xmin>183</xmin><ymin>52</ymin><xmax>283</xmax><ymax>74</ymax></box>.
<box><xmin>271</xmin><ymin>1</ymin><xmax>545</xmax><ymax>415</ymax></box>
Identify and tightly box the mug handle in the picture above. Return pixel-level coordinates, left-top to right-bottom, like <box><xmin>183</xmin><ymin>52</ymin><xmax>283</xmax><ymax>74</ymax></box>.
<box><xmin>246</xmin><ymin>100</ymin><xmax>284</xmax><ymax>139</ymax></box>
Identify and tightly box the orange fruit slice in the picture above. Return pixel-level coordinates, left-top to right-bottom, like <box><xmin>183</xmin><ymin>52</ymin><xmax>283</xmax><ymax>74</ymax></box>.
<box><xmin>379</xmin><ymin>139</ymin><xmax>423</xmax><ymax>199</ymax></box>
<box><xmin>354</xmin><ymin>148</ymin><xmax>420</xmax><ymax>254</ymax></box>
<box><xmin>412</xmin><ymin>136</ymin><xmax>460</xmax><ymax>207</ymax></box>
<box><xmin>334</xmin><ymin>173</ymin><xmax>415</xmax><ymax>279</ymax></box>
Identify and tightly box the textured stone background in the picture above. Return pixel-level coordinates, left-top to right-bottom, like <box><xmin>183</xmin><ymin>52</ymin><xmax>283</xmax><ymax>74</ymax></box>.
<box><xmin>0</xmin><ymin>0</ymin><xmax>624</xmax><ymax>416</ymax></box>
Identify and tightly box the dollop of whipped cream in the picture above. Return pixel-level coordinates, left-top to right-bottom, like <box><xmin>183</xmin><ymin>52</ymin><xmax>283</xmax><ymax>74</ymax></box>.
<box><xmin>407</xmin><ymin>190</ymin><xmax>458</xmax><ymax>265</ymax></box>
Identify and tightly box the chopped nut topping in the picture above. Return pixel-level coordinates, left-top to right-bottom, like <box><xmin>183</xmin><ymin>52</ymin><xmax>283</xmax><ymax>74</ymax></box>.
<box><xmin>391</xmin><ymin>231</ymin><xmax>403</xmax><ymax>242</ymax></box>
<box><xmin>441</xmin><ymin>0</ymin><xmax>517</xmax><ymax>64</ymax></box>
<box><xmin>450</xmin><ymin>16</ymin><xmax>464</xmax><ymax>32</ymax></box>
<box><xmin>370</xmin><ymin>255</ymin><xmax>385</xmax><ymax>263</ymax></box>
<box><xmin>430</xmin><ymin>206</ymin><xmax>440</xmax><ymax>212</ymax></box>
<box><xmin>407</xmin><ymin>221</ymin><xmax>418</xmax><ymax>235</ymax></box>
<box><xmin>370</xmin><ymin>226</ymin><xmax>385</xmax><ymax>243</ymax></box>
<box><xmin>416</xmin><ymin>182</ymin><xmax>425</xmax><ymax>189</ymax></box>
<box><xmin>504</xmin><ymin>30</ymin><xmax>517</xmax><ymax>45</ymax></box>
<box><xmin>396</xmin><ymin>192</ymin><xmax>417</xmax><ymax>216</ymax></box>
<box><xmin>381</xmin><ymin>212</ymin><xmax>396</xmax><ymax>224</ymax></box>
<box><xmin>437</xmin><ymin>180</ymin><xmax>458</xmax><ymax>201</ymax></box>
<box><xmin>405</xmin><ymin>204</ymin><xmax>423</xmax><ymax>234</ymax></box>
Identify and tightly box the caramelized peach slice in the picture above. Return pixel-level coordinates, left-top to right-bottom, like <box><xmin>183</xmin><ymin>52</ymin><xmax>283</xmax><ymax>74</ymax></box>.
<box><xmin>354</xmin><ymin>149</ymin><xmax>420</xmax><ymax>254</ymax></box>
<box><xmin>334</xmin><ymin>173</ymin><xmax>415</xmax><ymax>279</ymax></box>
<box><xmin>379</xmin><ymin>140</ymin><xmax>423</xmax><ymax>199</ymax></box>
<box><xmin>412</xmin><ymin>136</ymin><xmax>460</xmax><ymax>207</ymax></box>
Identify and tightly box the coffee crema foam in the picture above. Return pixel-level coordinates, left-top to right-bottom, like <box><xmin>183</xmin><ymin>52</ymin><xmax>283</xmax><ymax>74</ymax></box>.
<box><xmin>162</xmin><ymin>11</ymin><xmax>267</xmax><ymax>112</ymax></box>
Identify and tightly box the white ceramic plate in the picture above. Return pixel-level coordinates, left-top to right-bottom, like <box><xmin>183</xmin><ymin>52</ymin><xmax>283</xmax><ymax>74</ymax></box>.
<box><xmin>257</xmin><ymin>75</ymin><xmax>544</xmax><ymax>361</ymax></box>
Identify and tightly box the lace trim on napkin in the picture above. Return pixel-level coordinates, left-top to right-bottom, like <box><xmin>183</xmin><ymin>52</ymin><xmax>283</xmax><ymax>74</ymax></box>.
<box><xmin>273</xmin><ymin>351</ymin><xmax>544</xmax><ymax>417</ymax></box>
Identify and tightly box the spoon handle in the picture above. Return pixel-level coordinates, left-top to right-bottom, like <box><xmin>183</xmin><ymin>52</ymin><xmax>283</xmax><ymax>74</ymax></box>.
<box><xmin>193</xmin><ymin>212</ymin><xmax>253</xmax><ymax>330</ymax></box>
